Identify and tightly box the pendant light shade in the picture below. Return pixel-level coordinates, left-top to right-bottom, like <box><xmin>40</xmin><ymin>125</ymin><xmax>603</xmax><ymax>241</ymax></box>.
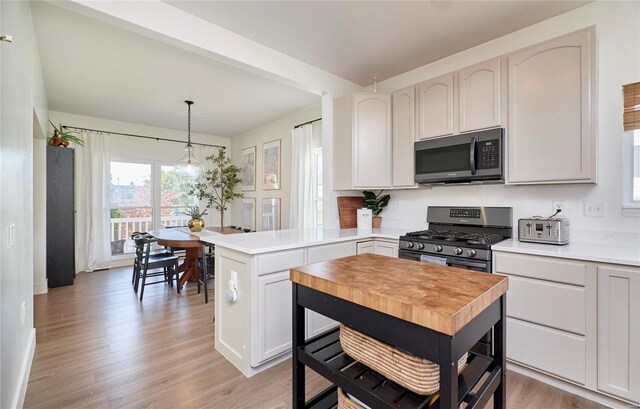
<box><xmin>180</xmin><ymin>100</ymin><xmax>200</xmax><ymax>168</ymax></box>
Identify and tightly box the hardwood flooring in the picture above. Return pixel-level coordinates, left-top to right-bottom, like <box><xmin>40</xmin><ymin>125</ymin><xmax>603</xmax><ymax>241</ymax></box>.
<box><xmin>25</xmin><ymin>267</ymin><xmax>607</xmax><ymax>409</ymax></box>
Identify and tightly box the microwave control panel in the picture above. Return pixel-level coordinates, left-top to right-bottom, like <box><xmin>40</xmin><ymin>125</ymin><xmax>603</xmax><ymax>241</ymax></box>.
<box><xmin>478</xmin><ymin>140</ymin><xmax>499</xmax><ymax>169</ymax></box>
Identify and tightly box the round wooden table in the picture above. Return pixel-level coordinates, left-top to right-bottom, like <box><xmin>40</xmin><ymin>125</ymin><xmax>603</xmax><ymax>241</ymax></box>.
<box><xmin>148</xmin><ymin>227</ymin><xmax>243</xmax><ymax>286</ymax></box>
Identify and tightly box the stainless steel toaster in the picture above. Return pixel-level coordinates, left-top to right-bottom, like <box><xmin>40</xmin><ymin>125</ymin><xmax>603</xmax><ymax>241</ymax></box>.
<box><xmin>518</xmin><ymin>217</ymin><xmax>570</xmax><ymax>245</ymax></box>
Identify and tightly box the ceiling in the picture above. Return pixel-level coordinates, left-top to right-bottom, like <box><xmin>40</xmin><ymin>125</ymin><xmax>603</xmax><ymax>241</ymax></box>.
<box><xmin>30</xmin><ymin>2</ymin><xmax>320</xmax><ymax>137</ymax></box>
<box><xmin>168</xmin><ymin>1</ymin><xmax>591</xmax><ymax>86</ymax></box>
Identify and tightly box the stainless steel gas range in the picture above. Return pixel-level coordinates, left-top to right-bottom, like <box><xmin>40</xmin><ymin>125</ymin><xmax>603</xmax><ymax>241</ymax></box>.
<box><xmin>399</xmin><ymin>206</ymin><xmax>513</xmax><ymax>273</ymax></box>
<box><xmin>398</xmin><ymin>206</ymin><xmax>513</xmax><ymax>355</ymax></box>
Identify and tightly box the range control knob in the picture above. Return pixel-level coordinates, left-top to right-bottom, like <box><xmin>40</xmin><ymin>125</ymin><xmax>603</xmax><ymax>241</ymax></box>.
<box><xmin>416</xmin><ymin>243</ymin><xmax>425</xmax><ymax>250</ymax></box>
<box><xmin>404</xmin><ymin>241</ymin><xmax>414</xmax><ymax>249</ymax></box>
<box><xmin>454</xmin><ymin>247</ymin><xmax>463</xmax><ymax>255</ymax></box>
<box><xmin>434</xmin><ymin>245</ymin><xmax>443</xmax><ymax>252</ymax></box>
<box><xmin>467</xmin><ymin>249</ymin><xmax>477</xmax><ymax>257</ymax></box>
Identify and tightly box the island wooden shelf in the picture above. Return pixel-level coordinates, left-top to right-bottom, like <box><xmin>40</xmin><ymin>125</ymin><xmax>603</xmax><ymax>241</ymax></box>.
<box><xmin>290</xmin><ymin>254</ymin><xmax>509</xmax><ymax>409</ymax></box>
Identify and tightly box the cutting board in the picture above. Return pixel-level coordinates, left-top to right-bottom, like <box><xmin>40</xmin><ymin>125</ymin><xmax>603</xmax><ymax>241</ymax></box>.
<box><xmin>337</xmin><ymin>196</ymin><xmax>365</xmax><ymax>229</ymax></box>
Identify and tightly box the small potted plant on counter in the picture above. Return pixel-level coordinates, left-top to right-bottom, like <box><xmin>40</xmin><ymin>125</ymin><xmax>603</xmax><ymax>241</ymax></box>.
<box><xmin>184</xmin><ymin>206</ymin><xmax>208</xmax><ymax>232</ymax></box>
<box><xmin>363</xmin><ymin>190</ymin><xmax>390</xmax><ymax>228</ymax></box>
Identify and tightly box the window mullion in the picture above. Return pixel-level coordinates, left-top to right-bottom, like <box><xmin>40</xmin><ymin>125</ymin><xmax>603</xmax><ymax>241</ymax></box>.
<box><xmin>152</xmin><ymin>162</ymin><xmax>162</xmax><ymax>229</ymax></box>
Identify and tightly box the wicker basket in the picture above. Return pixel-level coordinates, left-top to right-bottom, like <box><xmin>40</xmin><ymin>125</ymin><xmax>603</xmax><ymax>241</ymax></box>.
<box><xmin>337</xmin><ymin>388</ymin><xmax>368</xmax><ymax>409</ymax></box>
<box><xmin>340</xmin><ymin>324</ymin><xmax>468</xmax><ymax>395</ymax></box>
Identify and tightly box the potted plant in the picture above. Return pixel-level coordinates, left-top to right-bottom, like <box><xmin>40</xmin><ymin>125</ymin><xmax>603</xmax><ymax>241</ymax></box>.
<box><xmin>363</xmin><ymin>190</ymin><xmax>390</xmax><ymax>228</ymax></box>
<box><xmin>183</xmin><ymin>206</ymin><xmax>208</xmax><ymax>232</ymax></box>
<box><xmin>190</xmin><ymin>149</ymin><xmax>243</xmax><ymax>228</ymax></box>
<box><xmin>48</xmin><ymin>121</ymin><xmax>84</xmax><ymax>147</ymax></box>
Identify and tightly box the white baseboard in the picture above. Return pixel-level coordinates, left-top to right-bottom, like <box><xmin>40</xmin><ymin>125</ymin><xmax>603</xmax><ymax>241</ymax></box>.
<box><xmin>11</xmin><ymin>328</ymin><xmax>36</xmax><ymax>409</ymax></box>
<box><xmin>507</xmin><ymin>361</ymin><xmax>635</xmax><ymax>409</ymax></box>
<box><xmin>33</xmin><ymin>281</ymin><xmax>48</xmax><ymax>295</ymax></box>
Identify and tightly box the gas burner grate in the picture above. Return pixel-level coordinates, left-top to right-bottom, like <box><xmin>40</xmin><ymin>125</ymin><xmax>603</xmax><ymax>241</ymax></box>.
<box><xmin>405</xmin><ymin>230</ymin><xmax>504</xmax><ymax>245</ymax></box>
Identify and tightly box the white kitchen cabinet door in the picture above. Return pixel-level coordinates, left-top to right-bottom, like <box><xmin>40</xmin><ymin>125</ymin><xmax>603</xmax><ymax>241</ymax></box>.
<box><xmin>507</xmin><ymin>28</ymin><xmax>596</xmax><ymax>184</ymax></box>
<box><xmin>597</xmin><ymin>265</ymin><xmax>640</xmax><ymax>403</ymax></box>
<box><xmin>352</xmin><ymin>93</ymin><xmax>392</xmax><ymax>188</ymax></box>
<box><xmin>373</xmin><ymin>240</ymin><xmax>398</xmax><ymax>258</ymax></box>
<box><xmin>392</xmin><ymin>87</ymin><xmax>416</xmax><ymax>187</ymax></box>
<box><xmin>417</xmin><ymin>73</ymin><xmax>454</xmax><ymax>140</ymax></box>
<box><xmin>306</xmin><ymin>241</ymin><xmax>357</xmax><ymax>339</ymax></box>
<box><xmin>459</xmin><ymin>58</ymin><xmax>501</xmax><ymax>132</ymax></box>
<box><xmin>256</xmin><ymin>271</ymin><xmax>292</xmax><ymax>364</ymax></box>
<box><xmin>333</xmin><ymin>94</ymin><xmax>353</xmax><ymax>190</ymax></box>
<box><xmin>356</xmin><ymin>241</ymin><xmax>374</xmax><ymax>254</ymax></box>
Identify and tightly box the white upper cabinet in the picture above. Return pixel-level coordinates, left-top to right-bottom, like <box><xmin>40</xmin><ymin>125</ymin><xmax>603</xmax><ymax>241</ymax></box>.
<box><xmin>392</xmin><ymin>86</ymin><xmax>416</xmax><ymax>187</ymax></box>
<box><xmin>418</xmin><ymin>73</ymin><xmax>455</xmax><ymax>140</ymax></box>
<box><xmin>352</xmin><ymin>93</ymin><xmax>392</xmax><ymax>188</ymax></box>
<box><xmin>507</xmin><ymin>28</ymin><xmax>596</xmax><ymax>184</ymax></box>
<box><xmin>459</xmin><ymin>58</ymin><xmax>502</xmax><ymax>132</ymax></box>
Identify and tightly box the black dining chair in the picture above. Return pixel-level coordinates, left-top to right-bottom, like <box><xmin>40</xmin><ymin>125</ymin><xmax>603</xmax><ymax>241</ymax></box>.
<box><xmin>133</xmin><ymin>233</ymin><xmax>180</xmax><ymax>301</ymax></box>
<box><xmin>130</xmin><ymin>231</ymin><xmax>171</xmax><ymax>287</ymax></box>
<box><xmin>196</xmin><ymin>242</ymin><xmax>215</xmax><ymax>304</ymax></box>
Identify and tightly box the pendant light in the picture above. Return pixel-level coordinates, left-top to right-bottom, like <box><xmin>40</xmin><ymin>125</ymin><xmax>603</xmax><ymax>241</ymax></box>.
<box><xmin>180</xmin><ymin>100</ymin><xmax>199</xmax><ymax>168</ymax></box>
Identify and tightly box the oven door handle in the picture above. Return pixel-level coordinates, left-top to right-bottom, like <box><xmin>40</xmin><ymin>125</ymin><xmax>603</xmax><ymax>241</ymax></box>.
<box><xmin>447</xmin><ymin>258</ymin><xmax>487</xmax><ymax>269</ymax></box>
<box><xmin>470</xmin><ymin>134</ymin><xmax>478</xmax><ymax>175</ymax></box>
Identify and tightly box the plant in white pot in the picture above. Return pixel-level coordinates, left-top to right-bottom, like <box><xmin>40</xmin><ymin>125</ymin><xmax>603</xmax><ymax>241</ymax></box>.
<box><xmin>363</xmin><ymin>190</ymin><xmax>390</xmax><ymax>228</ymax></box>
<box><xmin>189</xmin><ymin>149</ymin><xmax>243</xmax><ymax>228</ymax></box>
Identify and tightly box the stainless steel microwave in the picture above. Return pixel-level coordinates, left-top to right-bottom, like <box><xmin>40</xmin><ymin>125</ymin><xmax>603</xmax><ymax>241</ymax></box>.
<box><xmin>414</xmin><ymin>128</ymin><xmax>504</xmax><ymax>184</ymax></box>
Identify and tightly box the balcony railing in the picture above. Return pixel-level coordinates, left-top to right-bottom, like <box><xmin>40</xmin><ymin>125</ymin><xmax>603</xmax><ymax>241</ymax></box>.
<box><xmin>110</xmin><ymin>216</ymin><xmax>190</xmax><ymax>254</ymax></box>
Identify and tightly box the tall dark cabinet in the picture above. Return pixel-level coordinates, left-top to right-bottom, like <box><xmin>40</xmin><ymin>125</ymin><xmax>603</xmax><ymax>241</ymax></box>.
<box><xmin>46</xmin><ymin>145</ymin><xmax>76</xmax><ymax>287</ymax></box>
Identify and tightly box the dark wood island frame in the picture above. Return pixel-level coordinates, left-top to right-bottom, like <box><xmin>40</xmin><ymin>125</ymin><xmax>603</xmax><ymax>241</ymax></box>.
<box><xmin>292</xmin><ymin>283</ymin><xmax>506</xmax><ymax>409</ymax></box>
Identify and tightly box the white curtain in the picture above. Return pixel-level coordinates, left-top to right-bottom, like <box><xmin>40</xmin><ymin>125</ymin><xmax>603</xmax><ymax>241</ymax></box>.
<box><xmin>290</xmin><ymin>124</ymin><xmax>316</xmax><ymax>229</ymax></box>
<box><xmin>75</xmin><ymin>131</ymin><xmax>111</xmax><ymax>272</ymax></box>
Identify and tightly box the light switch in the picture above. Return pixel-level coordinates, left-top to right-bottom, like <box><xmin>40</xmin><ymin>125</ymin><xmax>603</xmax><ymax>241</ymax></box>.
<box><xmin>8</xmin><ymin>224</ymin><xmax>15</xmax><ymax>247</ymax></box>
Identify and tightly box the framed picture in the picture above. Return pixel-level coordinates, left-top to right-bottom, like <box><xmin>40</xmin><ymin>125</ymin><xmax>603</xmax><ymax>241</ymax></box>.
<box><xmin>262</xmin><ymin>139</ymin><xmax>281</xmax><ymax>190</ymax></box>
<box><xmin>262</xmin><ymin>198</ymin><xmax>281</xmax><ymax>231</ymax></box>
<box><xmin>241</xmin><ymin>146</ymin><xmax>256</xmax><ymax>191</ymax></box>
<box><xmin>241</xmin><ymin>198</ymin><xmax>256</xmax><ymax>230</ymax></box>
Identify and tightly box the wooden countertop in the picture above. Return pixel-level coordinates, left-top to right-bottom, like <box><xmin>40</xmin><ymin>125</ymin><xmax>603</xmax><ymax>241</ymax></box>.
<box><xmin>290</xmin><ymin>253</ymin><xmax>508</xmax><ymax>336</ymax></box>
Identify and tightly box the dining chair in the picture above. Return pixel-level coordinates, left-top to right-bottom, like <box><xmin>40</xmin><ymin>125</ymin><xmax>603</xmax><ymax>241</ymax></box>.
<box><xmin>226</xmin><ymin>225</ymin><xmax>237</xmax><ymax>229</ymax></box>
<box><xmin>130</xmin><ymin>231</ymin><xmax>171</xmax><ymax>287</ymax></box>
<box><xmin>196</xmin><ymin>242</ymin><xmax>215</xmax><ymax>304</ymax></box>
<box><xmin>133</xmin><ymin>233</ymin><xmax>180</xmax><ymax>301</ymax></box>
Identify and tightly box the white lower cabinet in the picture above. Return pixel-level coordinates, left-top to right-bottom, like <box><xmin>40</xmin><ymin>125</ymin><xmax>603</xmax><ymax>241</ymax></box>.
<box><xmin>495</xmin><ymin>251</ymin><xmax>640</xmax><ymax>405</ymax></box>
<box><xmin>357</xmin><ymin>239</ymin><xmax>399</xmax><ymax>257</ymax></box>
<box><xmin>256</xmin><ymin>271</ymin><xmax>292</xmax><ymax>364</ymax></box>
<box><xmin>597</xmin><ymin>265</ymin><xmax>640</xmax><ymax>403</ymax></box>
<box><xmin>356</xmin><ymin>241</ymin><xmax>374</xmax><ymax>254</ymax></box>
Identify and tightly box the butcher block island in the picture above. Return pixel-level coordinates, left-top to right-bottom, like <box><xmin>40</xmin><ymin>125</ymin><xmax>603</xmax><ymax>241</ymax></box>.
<box><xmin>290</xmin><ymin>253</ymin><xmax>509</xmax><ymax>409</ymax></box>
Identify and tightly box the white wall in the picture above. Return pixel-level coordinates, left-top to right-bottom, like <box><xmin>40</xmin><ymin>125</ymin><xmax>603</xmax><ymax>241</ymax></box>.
<box><xmin>1</xmin><ymin>1</ymin><xmax>49</xmax><ymax>407</ymax></box>
<box><xmin>358</xmin><ymin>1</ymin><xmax>640</xmax><ymax>234</ymax></box>
<box><xmin>33</xmin><ymin>134</ymin><xmax>47</xmax><ymax>295</ymax></box>
<box><xmin>48</xmin><ymin>111</ymin><xmax>231</xmax><ymax>233</ymax></box>
<box><xmin>229</xmin><ymin>103</ymin><xmax>321</xmax><ymax>230</ymax></box>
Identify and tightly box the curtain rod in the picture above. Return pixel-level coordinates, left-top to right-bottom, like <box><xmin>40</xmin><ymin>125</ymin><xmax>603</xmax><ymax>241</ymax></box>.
<box><xmin>61</xmin><ymin>125</ymin><xmax>226</xmax><ymax>149</ymax></box>
<box><xmin>293</xmin><ymin>117</ymin><xmax>322</xmax><ymax>129</ymax></box>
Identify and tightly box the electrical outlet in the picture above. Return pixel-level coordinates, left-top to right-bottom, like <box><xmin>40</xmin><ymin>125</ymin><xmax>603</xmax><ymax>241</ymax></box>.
<box><xmin>552</xmin><ymin>201</ymin><xmax>566</xmax><ymax>214</ymax></box>
<box><xmin>584</xmin><ymin>201</ymin><xmax>605</xmax><ymax>217</ymax></box>
<box><xmin>393</xmin><ymin>201</ymin><xmax>400</xmax><ymax>211</ymax></box>
<box><xmin>20</xmin><ymin>301</ymin><xmax>26</xmax><ymax>324</ymax></box>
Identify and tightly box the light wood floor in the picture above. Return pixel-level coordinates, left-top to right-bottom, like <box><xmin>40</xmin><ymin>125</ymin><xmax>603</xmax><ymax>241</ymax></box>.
<box><xmin>25</xmin><ymin>267</ymin><xmax>607</xmax><ymax>409</ymax></box>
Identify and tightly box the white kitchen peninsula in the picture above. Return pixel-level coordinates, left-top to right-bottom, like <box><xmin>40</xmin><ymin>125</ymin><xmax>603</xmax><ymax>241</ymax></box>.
<box><xmin>199</xmin><ymin>228</ymin><xmax>406</xmax><ymax>376</ymax></box>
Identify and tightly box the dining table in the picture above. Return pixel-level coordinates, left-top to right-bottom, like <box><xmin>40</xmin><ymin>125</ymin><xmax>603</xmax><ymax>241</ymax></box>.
<box><xmin>148</xmin><ymin>227</ymin><xmax>244</xmax><ymax>286</ymax></box>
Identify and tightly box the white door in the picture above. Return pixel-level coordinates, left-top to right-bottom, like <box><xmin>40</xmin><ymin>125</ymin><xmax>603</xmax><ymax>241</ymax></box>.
<box><xmin>597</xmin><ymin>265</ymin><xmax>640</xmax><ymax>403</ymax></box>
<box><xmin>352</xmin><ymin>93</ymin><xmax>392</xmax><ymax>188</ymax></box>
<box><xmin>256</xmin><ymin>271</ymin><xmax>292</xmax><ymax>364</ymax></box>
<box><xmin>392</xmin><ymin>86</ymin><xmax>416</xmax><ymax>187</ymax></box>
<box><xmin>373</xmin><ymin>241</ymin><xmax>398</xmax><ymax>258</ymax></box>
<box><xmin>418</xmin><ymin>73</ymin><xmax>454</xmax><ymax>140</ymax></box>
<box><xmin>507</xmin><ymin>28</ymin><xmax>595</xmax><ymax>184</ymax></box>
<box><xmin>459</xmin><ymin>58</ymin><xmax>501</xmax><ymax>132</ymax></box>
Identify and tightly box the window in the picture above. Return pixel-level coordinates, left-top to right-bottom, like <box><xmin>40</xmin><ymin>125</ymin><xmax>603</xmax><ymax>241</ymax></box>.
<box><xmin>161</xmin><ymin>164</ymin><xmax>199</xmax><ymax>227</ymax></box>
<box><xmin>623</xmin><ymin>130</ymin><xmax>640</xmax><ymax>213</ymax></box>
<box><xmin>110</xmin><ymin>162</ymin><xmax>152</xmax><ymax>255</ymax></box>
<box><xmin>313</xmin><ymin>148</ymin><xmax>323</xmax><ymax>227</ymax></box>
<box><xmin>110</xmin><ymin>161</ymin><xmax>200</xmax><ymax>255</ymax></box>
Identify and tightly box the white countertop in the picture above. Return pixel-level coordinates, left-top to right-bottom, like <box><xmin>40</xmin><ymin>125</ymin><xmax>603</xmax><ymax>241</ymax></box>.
<box><xmin>493</xmin><ymin>231</ymin><xmax>640</xmax><ymax>267</ymax></box>
<box><xmin>199</xmin><ymin>227</ymin><xmax>407</xmax><ymax>255</ymax></box>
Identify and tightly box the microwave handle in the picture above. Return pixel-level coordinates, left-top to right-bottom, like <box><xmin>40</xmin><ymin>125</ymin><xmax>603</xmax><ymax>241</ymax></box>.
<box><xmin>470</xmin><ymin>134</ymin><xmax>478</xmax><ymax>175</ymax></box>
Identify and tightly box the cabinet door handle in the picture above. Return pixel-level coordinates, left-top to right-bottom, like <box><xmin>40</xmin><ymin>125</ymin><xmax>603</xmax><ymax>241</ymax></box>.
<box><xmin>470</xmin><ymin>134</ymin><xmax>478</xmax><ymax>175</ymax></box>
